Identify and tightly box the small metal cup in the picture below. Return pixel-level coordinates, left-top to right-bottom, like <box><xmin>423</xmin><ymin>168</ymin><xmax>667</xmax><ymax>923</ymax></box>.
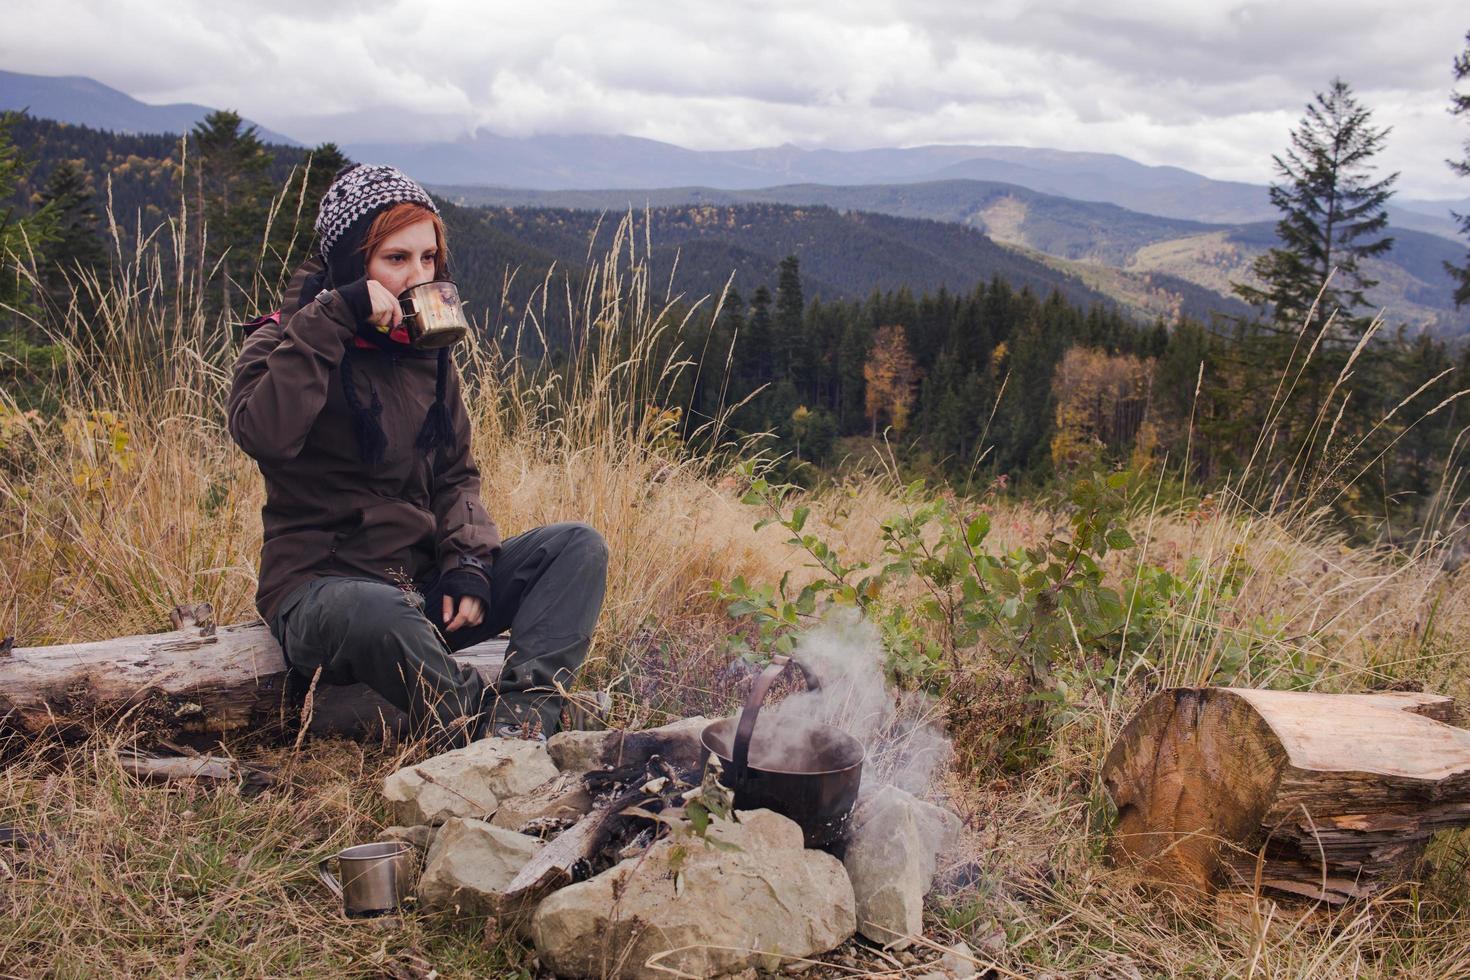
<box><xmin>318</xmin><ymin>841</ymin><xmax>414</xmax><ymax>918</ymax></box>
<box><xmin>399</xmin><ymin>279</ymin><xmax>470</xmax><ymax>349</ymax></box>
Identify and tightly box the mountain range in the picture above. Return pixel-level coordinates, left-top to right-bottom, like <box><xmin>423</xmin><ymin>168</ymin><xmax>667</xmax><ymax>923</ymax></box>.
<box><xmin>439</xmin><ymin>180</ymin><xmax>1469</xmax><ymax>337</ymax></box>
<box><xmin>0</xmin><ymin>69</ymin><xmax>298</xmax><ymax>147</ymax></box>
<box><xmin>3</xmin><ymin>68</ymin><xmax>1467</xmax><ymax>335</ymax></box>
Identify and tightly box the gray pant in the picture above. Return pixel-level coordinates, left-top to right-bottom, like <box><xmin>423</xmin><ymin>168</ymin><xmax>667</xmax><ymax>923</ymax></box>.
<box><xmin>269</xmin><ymin>522</ymin><xmax>608</xmax><ymax>743</ymax></box>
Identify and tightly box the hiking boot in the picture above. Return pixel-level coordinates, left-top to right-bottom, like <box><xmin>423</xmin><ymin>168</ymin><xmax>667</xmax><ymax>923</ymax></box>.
<box><xmin>491</xmin><ymin>721</ymin><xmax>547</xmax><ymax>743</ymax></box>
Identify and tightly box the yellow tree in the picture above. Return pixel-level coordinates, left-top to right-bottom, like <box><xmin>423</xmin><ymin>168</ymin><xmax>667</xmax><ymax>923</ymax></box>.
<box><xmin>863</xmin><ymin>324</ymin><xmax>921</xmax><ymax>436</ymax></box>
<box><xmin>1049</xmin><ymin>347</ymin><xmax>1154</xmax><ymax>473</ymax></box>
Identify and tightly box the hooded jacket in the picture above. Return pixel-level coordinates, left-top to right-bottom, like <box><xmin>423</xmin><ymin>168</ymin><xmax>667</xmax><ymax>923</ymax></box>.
<box><xmin>228</xmin><ymin>258</ymin><xmax>502</xmax><ymax>624</ymax></box>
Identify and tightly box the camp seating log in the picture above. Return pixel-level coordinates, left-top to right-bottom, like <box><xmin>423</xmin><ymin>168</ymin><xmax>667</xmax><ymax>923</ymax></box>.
<box><xmin>0</xmin><ymin>618</ymin><xmax>506</xmax><ymax>744</ymax></box>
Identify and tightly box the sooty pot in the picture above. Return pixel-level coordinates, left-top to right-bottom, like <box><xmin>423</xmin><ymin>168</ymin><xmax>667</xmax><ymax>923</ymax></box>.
<box><xmin>700</xmin><ymin>655</ymin><xmax>865</xmax><ymax>856</ymax></box>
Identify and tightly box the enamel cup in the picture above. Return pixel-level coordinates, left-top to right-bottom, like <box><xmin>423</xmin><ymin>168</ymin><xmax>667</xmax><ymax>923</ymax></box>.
<box><xmin>399</xmin><ymin>279</ymin><xmax>470</xmax><ymax>349</ymax></box>
<box><xmin>318</xmin><ymin>841</ymin><xmax>415</xmax><ymax>918</ymax></box>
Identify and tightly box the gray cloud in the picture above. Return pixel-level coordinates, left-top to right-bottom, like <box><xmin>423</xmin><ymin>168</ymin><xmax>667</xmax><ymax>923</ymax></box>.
<box><xmin>2</xmin><ymin>0</ymin><xmax>1466</xmax><ymax>196</ymax></box>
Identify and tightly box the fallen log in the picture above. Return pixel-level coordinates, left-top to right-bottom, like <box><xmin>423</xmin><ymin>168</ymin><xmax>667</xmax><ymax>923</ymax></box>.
<box><xmin>1102</xmin><ymin>687</ymin><xmax>1470</xmax><ymax>903</ymax></box>
<box><xmin>0</xmin><ymin>621</ymin><xmax>505</xmax><ymax>745</ymax></box>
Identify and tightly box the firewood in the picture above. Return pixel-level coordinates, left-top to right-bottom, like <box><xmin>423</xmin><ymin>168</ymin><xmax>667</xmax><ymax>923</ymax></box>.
<box><xmin>1102</xmin><ymin>687</ymin><xmax>1470</xmax><ymax>903</ymax></box>
<box><xmin>0</xmin><ymin>622</ymin><xmax>504</xmax><ymax>744</ymax></box>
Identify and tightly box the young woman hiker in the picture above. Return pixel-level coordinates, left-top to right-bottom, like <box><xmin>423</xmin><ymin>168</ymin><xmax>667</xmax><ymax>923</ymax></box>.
<box><xmin>228</xmin><ymin>164</ymin><xmax>607</xmax><ymax>746</ymax></box>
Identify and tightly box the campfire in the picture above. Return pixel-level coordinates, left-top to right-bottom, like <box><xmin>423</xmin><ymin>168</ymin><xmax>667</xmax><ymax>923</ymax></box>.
<box><xmin>372</xmin><ymin>620</ymin><xmax>968</xmax><ymax>979</ymax></box>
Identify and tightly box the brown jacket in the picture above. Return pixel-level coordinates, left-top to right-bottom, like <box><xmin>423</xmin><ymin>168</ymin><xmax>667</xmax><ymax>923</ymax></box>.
<box><xmin>228</xmin><ymin>261</ymin><xmax>502</xmax><ymax>623</ymax></box>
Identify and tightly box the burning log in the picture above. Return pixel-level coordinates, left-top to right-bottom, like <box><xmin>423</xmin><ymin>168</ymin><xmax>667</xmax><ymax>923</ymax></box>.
<box><xmin>1102</xmin><ymin>687</ymin><xmax>1470</xmax><ymax>903</ymax></box>
<box><xmin>499</xmin><ymin>755</ymin><xmax>696</xmax><ymax>916</ymax></box>
<box><xmin>0</xmin><ymin>619</ymin><xmax>505</xmax><ymax>744</ymax></box>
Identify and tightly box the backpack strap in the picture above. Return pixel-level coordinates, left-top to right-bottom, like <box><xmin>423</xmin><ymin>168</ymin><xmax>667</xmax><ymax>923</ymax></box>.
<box><xmin>240</xmin><ymin>311</ymin><xmax>282</xmax><ymax>337</ymax></box>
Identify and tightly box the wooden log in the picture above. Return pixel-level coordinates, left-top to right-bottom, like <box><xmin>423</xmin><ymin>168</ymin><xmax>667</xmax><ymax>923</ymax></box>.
<box><xmin>0</xmin><ymin>621</ymin><xmax>505</xmax><ymax>744</ymax></box>
<box><xmin>1102</xmin><ymin>687</ymin><xmax>1470</xmax><ymax>903</ymax></box>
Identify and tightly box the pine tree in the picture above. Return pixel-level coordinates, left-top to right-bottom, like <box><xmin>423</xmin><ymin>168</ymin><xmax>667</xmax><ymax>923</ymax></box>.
<box><xmin>38</xmin><ymin>159</ymin><xmax>107</xmax><ymax>294</ymax></box>
<box><xmin>1234</xmin><ymin>79</ymin><xmax>1398</xmax><ymax>337</ymax></box>
<box><xmin>773</xmin><ymin>255</ymin><xmax>804</xmax><ymax>381</ymax></box>
<box><xmin>1448</xmin><ymin>32</ymin><xmax>1470</xmax><ymax>307</ymax></box>
<box><xmin>191</xmin><ymin>110</ymin><xmax>272</xmax><ymax>316</ymax></box>
<box><xmin>0</xmin><ymin>111</ymin><xmax>57</xmax><ymax>318</ymax></box>
<box><xmin>304</xmin><ymin>143</ymin><xmax>350</xmax><ymax>218</ymax></box>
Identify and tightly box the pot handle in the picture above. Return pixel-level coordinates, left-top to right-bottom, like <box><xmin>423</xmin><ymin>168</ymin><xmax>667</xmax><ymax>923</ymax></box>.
<box><xmin>318</xmin><ymin>857</ymin><xmax>343</xmax><ymax>902</ymax></box>
<box><xmin>731</xmin><ymin>654</ymin><xmax>792</xmax><ymax>782</ymax></box>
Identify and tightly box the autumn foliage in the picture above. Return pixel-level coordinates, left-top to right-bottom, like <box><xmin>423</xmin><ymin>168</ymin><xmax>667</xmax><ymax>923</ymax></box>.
<box><xmin>1049</xmin><ymin>347</ymin><xmax>1154</xmax><ymax>473</ymax></box>
<box><xmin>863</xmin><ymin>323</ymin><xmax>922</xmax><ymax>435</ymax></box>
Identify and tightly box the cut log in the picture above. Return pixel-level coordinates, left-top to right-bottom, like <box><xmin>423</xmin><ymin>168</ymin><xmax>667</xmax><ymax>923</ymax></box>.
<box><xmin>0</xmin><ymin>622</ymin><xmax>505</xmax><ymax>744</ymax></box>
<box><xmin>1102</xmin><ymin>687</ymin><xmax>1470</xmax><ymax>903</ymax></box>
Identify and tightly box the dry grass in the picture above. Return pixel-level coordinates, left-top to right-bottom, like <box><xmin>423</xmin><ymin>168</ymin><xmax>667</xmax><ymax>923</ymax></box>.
<box><xmin>3</xmin><ymin>206</ymin><xmax>1470</xmax><ymax>977</ymax></box>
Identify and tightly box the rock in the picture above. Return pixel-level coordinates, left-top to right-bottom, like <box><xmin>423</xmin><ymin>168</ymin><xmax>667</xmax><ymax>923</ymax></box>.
<box><xmin>531</xmin><ymin>808</ymin><xmax>855</xmax><ymax>979</ymax></box>
<box><xmin>546</xmin><ymin>716</ymin><xmax>711</xmax><ymax>775</ymax></box>
<box><xmin>843</xmin><ymin>785</ymin><xmax>962</xmax><ymax>948</ymax></box>
<box><xmin>942</xmin><ymin>941</ymin><xmax>977</xmax><ymax>978</ymax></box>
<box><xmin>376</xmin><ymin>824</ymin><xmax>438</xmax><ymax>854</ymax></box>
<box><xmin>381</xmin><ymin>736</ymin><xmax>559</xmax><ymax>825</ymax></box>
<box><xmin>490</xmin><ymin>774</ymin><xmax>595</xmax><ymax>833</ymax></box>
<box><xmin>416</xmin><ymin>817</ymin><xmax>543</xmax><ymax>913</ymax></box>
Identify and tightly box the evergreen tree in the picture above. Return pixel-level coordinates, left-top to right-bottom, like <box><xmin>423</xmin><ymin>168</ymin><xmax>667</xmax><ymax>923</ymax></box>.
<box><xmin>191</xmin><ymin>110</ymin><xmax>273</xmax><ymax>315</ymax></box>
<box><xmin>773</xmin><ymin>255</ymin><xmax>804</xmax><ymax>380</ymax></box>
<box><xmin>38</xmin><ymin>159</ymin><xmax>107</xmax><ymax>294</ymax></box>
<box><xmin>0</xmin><ymin>111</ymin><xmax>57</xmax><ymax>317</ymax></box>
<box><xmin>1234</xmin><ymin>79</ymin><xmax>1397</xmax><ymax>337</ymax></box>
<box><xmin>1448</xmin><ymin>32</ymin><xmax>1470</xmax><ymax>307</ymax></box>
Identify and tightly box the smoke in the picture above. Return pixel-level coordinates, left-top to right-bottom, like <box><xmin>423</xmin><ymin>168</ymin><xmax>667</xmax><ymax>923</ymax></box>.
<box><xmin>755</xmin><ymin>608</ymin><xmax>952</xmax><ymax>798</ymax></box>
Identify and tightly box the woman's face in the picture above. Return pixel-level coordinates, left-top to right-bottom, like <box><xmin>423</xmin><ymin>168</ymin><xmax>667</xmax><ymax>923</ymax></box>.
<box><xmin>365</xmin><ymin>217</ymin><xmax>439</xmax><ymax>296</ymax></box>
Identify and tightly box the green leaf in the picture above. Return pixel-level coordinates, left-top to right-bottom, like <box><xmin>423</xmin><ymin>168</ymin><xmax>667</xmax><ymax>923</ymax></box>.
<box><xmin>965</xmin><ymin>515</ymin><xmax>991</xmax><ymax>548</ymax></box>
<box><xmin>790</xmin><ymin>505</ymin><xmax>810</xmax><ymax>533</ymax></box>
<box><xmin>1105</xmin><ymin>528</ymin><xmax>1136</xmax><ymax>551</ymax></box>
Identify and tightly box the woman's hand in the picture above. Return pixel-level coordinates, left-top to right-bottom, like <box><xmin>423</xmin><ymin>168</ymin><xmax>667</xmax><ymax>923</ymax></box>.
<box><xmin>442</xmin><ymin>594</ymin><xmax>485</xmax><ymax>632</ymax></box>
<box><xmin>365</xmin><ymin>279</ymin><xmax>403</xmax><ymax>331</ymax></box>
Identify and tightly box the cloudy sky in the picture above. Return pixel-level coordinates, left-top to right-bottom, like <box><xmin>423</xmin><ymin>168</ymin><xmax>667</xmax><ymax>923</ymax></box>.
<box><xmin>4</xmin><ymin>0</ymin><xmax>1469</xmax><ymax>198</ymax></box>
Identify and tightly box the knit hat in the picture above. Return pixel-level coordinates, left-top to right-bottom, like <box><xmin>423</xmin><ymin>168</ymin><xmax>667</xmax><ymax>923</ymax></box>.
<box><xmin>309</xmin><ymin>164</ymin><xmax>453</xmax><ymax>467</ymax></box>
<box><xmin>315</xmin><ymin>164</ymin><xmax>440</xmax><ymax>289</ymax></box>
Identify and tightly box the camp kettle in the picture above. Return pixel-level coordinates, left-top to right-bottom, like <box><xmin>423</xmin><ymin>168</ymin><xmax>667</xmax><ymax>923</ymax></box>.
<box><xmin>317</xmin><ymin>841</ymin><xmax>415</xmax><ymax>918</ymax></box>
<box><xmin>399</xmin><ymin>279</ymin><xmax>470</xmax><ymax>349</ymax></box>
<box><xmin>699</xmin><ymin>655</ymin><xmax>866</xmax><ymax>856</ymax></box>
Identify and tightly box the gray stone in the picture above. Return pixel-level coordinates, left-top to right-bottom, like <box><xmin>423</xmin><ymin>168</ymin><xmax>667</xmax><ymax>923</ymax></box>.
<box><xmin>490</xmin><ymin>773</ymin><xmax>595</xmax><ymax>832</ymax></box>
<box><xmin>531</xmin><ymin>808</ymin><xmax>855</xmax><ymax>979</ymax></box>
<box><xmin>942</xmin><ymin>941</ymin><xmax>977</xmax><ymax>978</ymax></box>
<box><xmin>381</xmin><ymin>736</ymin><xmax>559</xmax><ymax>825</ymax></box>
<box><xmin>843</xmin><ymin>785</ymin><xmax>962</xmax><ymax>948</ymax></box>
<box><xmin>375</xmin><ymin>824</ymin><xmax>438</xmax><ymax>854</ymax></box>
<box><xmin>416</xmin><ymin>817</ymin><xmax>543</xmax><ymax>913</ymax></box>
<box><xmin>546</xmin><ymin>716</ymin><xmax>711</xmax><ymax>775</ymax></box>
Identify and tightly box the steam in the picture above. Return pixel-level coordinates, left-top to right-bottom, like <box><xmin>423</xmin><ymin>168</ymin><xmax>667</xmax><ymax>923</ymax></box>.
<box><xmin>756</xmin><ymin>608</ymin><xmax>952</xmax><ymax>797</ymax></box>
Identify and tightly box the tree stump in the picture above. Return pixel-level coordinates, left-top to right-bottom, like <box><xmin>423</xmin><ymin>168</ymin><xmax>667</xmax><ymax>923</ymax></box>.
<box><xmin>1102</xmin><ymin>687</ymin><xmax>1470</xmax><ymax>902</ymax></box>
<box><xmin>0</xmin><ymin>621</ymin><xmax>505</xmax><ymax>745</ymax></box>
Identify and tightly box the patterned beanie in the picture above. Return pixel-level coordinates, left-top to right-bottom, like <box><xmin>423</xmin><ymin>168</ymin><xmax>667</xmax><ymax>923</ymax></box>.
<box><xmin>314</xmin><ymin>164</ymin><xmax>440</xmax><ymax>288</ymax></box>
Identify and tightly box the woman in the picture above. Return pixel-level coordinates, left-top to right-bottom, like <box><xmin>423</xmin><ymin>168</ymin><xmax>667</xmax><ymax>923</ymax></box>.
<box><xmin>228</xmin><ymin>164</ymin><xmax>607</xmax><ymax>745</ymax></box>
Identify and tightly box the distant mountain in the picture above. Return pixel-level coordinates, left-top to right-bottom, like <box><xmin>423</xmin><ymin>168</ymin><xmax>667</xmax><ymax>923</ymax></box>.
<box><xmin>7</xmin><ymin>71</ymin><xmax>1464</xmax><ymax>334</ymax></box>
<box><xmin>438</xmin><ymin>179</ymin><xmax>1469</xmax><ymax>337</ymax></box>
<box><xmin>458</xmin><ymin>203</ymin><xmax>1133</xmax><ymax>316</ymax></box>
<box><xmin>0</xmin><ymin>69</ymin><xmax>300</xmax><ymax>145</ymax></box>
<box><xmin>10</xmin><ymin>68</ymin><xmax>1463</xmax><ymax>237</ymax></box>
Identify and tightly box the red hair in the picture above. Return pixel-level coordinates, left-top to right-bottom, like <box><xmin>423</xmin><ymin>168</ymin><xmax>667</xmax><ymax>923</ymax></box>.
<box><xmin>360</xmin><ymin>202</ymin><xmax>450</xmax><ymax>279</ymax></box>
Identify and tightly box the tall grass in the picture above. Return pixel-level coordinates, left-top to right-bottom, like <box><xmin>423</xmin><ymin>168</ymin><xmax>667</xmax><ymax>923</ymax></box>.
<box><xmin>3</xmin><ymin>189</ymin><xmax>1470</xmax><ymax>976</ymax></box>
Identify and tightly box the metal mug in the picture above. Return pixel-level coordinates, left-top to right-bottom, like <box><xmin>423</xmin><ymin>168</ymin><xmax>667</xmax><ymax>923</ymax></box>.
<box><xmin>318</xmin><ymin>841</ymin><xmax>415</xmax><ymax>918</ymax></box>
<box><xmin>399</xmin><ymin>279</ymin><xmax>470</xmax><ymax>349</ymax></box>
